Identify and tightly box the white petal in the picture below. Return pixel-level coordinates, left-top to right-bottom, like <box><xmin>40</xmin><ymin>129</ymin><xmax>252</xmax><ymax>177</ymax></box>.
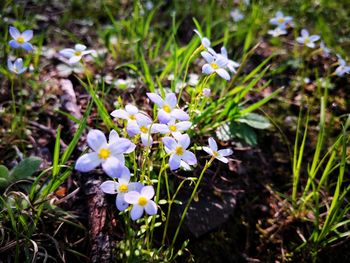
<box><xmin>165</xmin><ymin>93</ymin><xmax>177</xmax><ymax>108</ymax></box>
<box><xmin>202</xmin><ymin>38</ymin><xmax>211</xmax><ymax>48</ymax></box>
<box><xmin>310</xmin><ymin>35</ymin><xmax>320</xmax><ymax>42</ymax></box>
<box><xmin>162</xmin><ymin>136</ymin><xmax>177</xmax><ymax>150</ymax></box>
<box><xmin>87</xmin><ymin>129</ymin><xmax>107</xmax><ymax>151</ymax></box>
<box><xmin>130</xmin><ymin>205</ymin><xmax>144</xmax><ymax>220</ymax></box>
<box><xmin>152</xmin><ymin>124</ymin><xmax>169</xmax><ymax>134</ymax></box>
<box><xmin>178</xmin><ymin>134</ymin><xmax>190</xmax><ymax>149</ymax></box>
<box><xmin>182</xmin><ymin>151</ymin><xmax>197</xmax><ymax>165</ymax></box>
<box><xmin>129</xmin><ymin>182</ymin><xmax>143</xmax><ymax>192</ymax></box>
<box><xmin>125</xmin><ymin>104</ymin><xmax>138</xmax><ymax>114</ymax></box>
<box><xmin>9</xmin><ymin>26</ymin><xmax>20</xmax><ymax>38</ymax></box>
<box><xmin>116</xmin><ymin>193</ymin><xmax>129</xmax><ymax>211</ymax></box>
<box><xmin>109</xmin><ymin>138</ymin><xmax>133</xmax><ymax>155</ymax></box>
<box><xmin>124</xmin><ymin>191</ymin><xmax>141</xmax><ymax>204</ymax></box>
<box><xmin>75</xmin><ymin>44</ymin><xmax>87</xmax><ymax>51</ymax></box>
<box><xmin>146</xmin><ymin>93</ymin><xmax>164</xmax><ymax>107</ymax></box>
<box><xmin>21</xmin><ymin>30</ymin><xmax>33</xmax><ymax>41</ymax></box>
<box><xmin>141</xmin><ymin>133</ymin><xmax>153</xmax><ymax>146</ymax></box>
<box><xmin>14</xmin><ymin>58</ymin><xmax>23</xmax><ymax>69</ymax></box>
<box><xmin>110</xmin><ymin>109</ymin><xmax>128</xmax><ymax>119</ymax></box>
<box><xmin>108</xmin><ymin>130</ymin><xmax>120</xmax><ymax>144</ymax></box>
<box><xmin>75</xmin><ymin>152</ymin><xmax>101</xmax><ymax>172</ymax></box>
<box><xmin>141</xmin><ymin>186</ymin><xmax>155</xmax><ymax>199</ymax></box>
<box><xmin>216</xmin><ymin>68</ymin><xmax>231</xmax><ymax>80</ymax></box>
<box><xmin>201</xmin><ymin>51</ymin><xmax>215</xmax><ymax>63</ymax></box>
<box><xmin>216</xmin><ymin>156</ymin><xmax>229</xmax><ymax>163</ymax></box>
<box><xmin>158</xmin><ymin>110</ymin><xmax>171</xmax><ymax>124</ymax></box>
<box><xmin>144</xmin><ymin>200</ymin><xmax>157</xmax><ymax>215</ymax></box>
<box><xmin>171</xmin><ymin>109</ymin><xmax>189</xmax><ymax>121</ymax></box>
<box><xmin>208</xmin><ymin>137</ymin><xmax>218</xmax><ymax>151</ymax></box>
<box><xmin>301</xmin><ymin>29</ymin><xmax>309</xmax><ymax>37</ymax></box>
<box><xmin>127</xmin><ymin>123</ymin><xmax>140</xmax><ymax>137</ymax></box>
<box><xmin>169</xmin><ymin>154</ymin><xmax>181</xmax><ymax>170</ymax></box>
<box><xmin>100</xmin><ymin>181</ymin><xmax>118</xmax><ymax>194</ymax></box>
<box><xmin>102</xmin><ymin>156</ymin><xmax>123</xmax><ymax>178</ymax></box>
<box><xmin>176</xmin><ymin>121</ymin><xmax>192</xmax><ymax>131</ymax></box>
<box><xmin>68</xmin><ymin>55</ymin><xmax>82</xmax><ymax>64</ymax></box>
<box><xmin>59</xmin><ymin>48</ymin><xmax>75</xmax><ymax>58</ymax></box>
<box><xmin>203</xmin><ymin>146</ymin><xmax>213</xmax><ymax>155</ymax></box>
<box><xmin>202</xmin><ymin>64</ymin><xmax>215</xmax><ymax>75</ymax></box>
<box><xmin>218</xmin><ymin>148</ymin><xmax>233</xmax><ymax>157</ymax></box>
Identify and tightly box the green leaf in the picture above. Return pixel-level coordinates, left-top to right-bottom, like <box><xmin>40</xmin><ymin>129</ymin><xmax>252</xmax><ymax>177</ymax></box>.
<box><xmin>0</xmin><ymin>165</ymin><xmax>9</xmax><ymax>178</ymax></box>
<box><xmin>10</xmin><ymin>157</ymin><xmax>42</xmax><ymax>181</ymax></box>
<box><xmin>237</xmin><ymin>112</ymin><xmax>271</xmax><ymax>130</ymax></box>
<box><xmin>216</xmin><ymin>122</ymin><xmax>257</xmax><ymax>146</ymax></box>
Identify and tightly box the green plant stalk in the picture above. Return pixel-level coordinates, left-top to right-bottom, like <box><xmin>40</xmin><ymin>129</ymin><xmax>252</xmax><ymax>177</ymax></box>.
<box><xmin>170</xmin><ymin>157</ymin><xmax>214</xmax><ymax>249</ymax></box>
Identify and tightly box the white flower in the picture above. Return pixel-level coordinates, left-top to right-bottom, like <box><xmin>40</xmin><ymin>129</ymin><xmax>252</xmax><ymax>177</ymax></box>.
<box><xmin>220</xmin><ymin>47</ymin><xmax>240</xmax><ymax>73</ymax></box>
<box><xmin>188</xmin><ymin>73</ymin><xmax>200</xmax><ymax>86</ymax></box>
<box><xmin>268</xmin><ymin>27</ymin><xmax>287</xmax><ymax>37</ymax></box>
<box><xmin>147</xmin><ymin>92</ymin><xmax>189</xmax><ymax>124</ymax></box>
<box><xmin>203</xmin><ymin>137</ymin><xmax>233</xmax><ymax>163</ymax></box>
<box><xmin>7</xmin><ymin>58</ymin><xmax>27</xmax><ymax>74</ymax></box>
<box><xmin>110</xmin><ymin>104</ymin><xmax>146</xmax><ymax>125</ymax></box>
<box><xmin>193</xmin><ymin>29</ymin><xmax>211</xmax><ymax>49</ymax></box>
<box><xmin>100</xmin><ymin>166</ymin><xmax>143</xmax><ymax>211</ymax></box>
<box><xmin>335</xmin><ymin>55</ymin><xmax>350</xmax><ymax>77</ymax></box>
<box><xmin>127</xmin><ymin>115</ymin><xmax>166</xmax><ymax>146</ymax></box>
<box><xmin>269</xmin><ymin>11</ymin><xmax>293</xmax><ymax>29</ymax></box>
<box><xmin>230</xmin><ymin>9</ymin><xmax>244</xmax><ymax>22</ymax></box>
<box><xmin>320</xmin><ymin>41</ymin><xmax>331</xmax><ymax>56</ymax></box>
<box><xmin>8</xmin><ymin>26</ymin><xmax>33</xmax><ymax>51</ymax></box>
<box><xmin>162</xmin><ymin>134</ymin><xmax>197</xmax><ymax>170</ymax></box>
<box><xmin>124</xmin><ymin>185</ymin><xmax>157</xmax><ymax>220</ymax></box>
<box><xmin>201</xmin><ymin>49</ymin><xmax>231</xmax><ymax>80</ymax></box>
<box><xmin>153</xmin><ymin>119</ymin><xmax>192</xmax><ymax>137</ymax></box>
<box><xmin>59</xmin><ymin>44</ymin><xmax>96</xmax><ymax>64</ymax></box>
<box><xmin>296</xmin><ymin>29</ymin><xmax>320</xmax><ymax>48</ymax></box>
<box><xmin>75</xmin><ymin>129</ymin><xmax>135</xmax><ymax>178</ymax></box>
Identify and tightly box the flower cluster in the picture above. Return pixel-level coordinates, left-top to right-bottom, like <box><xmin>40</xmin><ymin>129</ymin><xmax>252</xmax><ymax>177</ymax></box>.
<box><xmin>194</xmin><ymin>30</ymin><xmax>239</xmax><ymax>81</ymax></box>
<box><xmin>7</xmin><ymin>26</ymin><xmax>34</xmax><ymax>75</ymax></box>
<box><xmin>268</xmin><ymin>11</ymin><xmax>293</xmax><ymax>37</ymax></box>
<box><xmin>59</xmin><ymin>44</ymin><xmax>96</xmax><ymax>64</ymax></box>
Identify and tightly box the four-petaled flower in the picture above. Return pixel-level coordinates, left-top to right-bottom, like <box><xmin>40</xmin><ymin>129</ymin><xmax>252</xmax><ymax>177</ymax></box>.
<box><xmin>9</xmin><ymin>26</ymin><xmax>33</xmax><ymax>51</ymax></box>
<box><xmin>193</xmin><ymin>29</ymin><xmax>211</xmax><ymax>49</ymax></box>
<box><xmin>230</xmin><ymin>9</ymin><xmax>244</xmax><ymax>22</ymax></box>
<box><xmin>203</xmin><ymin>137</ymin><xmax>233</xmax><ymax>163</ymax></box>
<box><xmin>100</xmin><ymin>166</ymin><xmax>143</xmax><ymax>211</ymax></box>
<box><xmin>124</xmin><ymin>186</ymin><xmax>157</xmax><ymax>220</ymax></box>
<box><xmin>7</xmin><ymin>58</ymin><xmax>27</xmax><ymax>75</ymax></box>
<box><xmin>268</xmin><ymin>27</ymin><xmax>287</xmax><ymax>37</ymax></box>
<box><xmin>335</xmin><ymin>55</ymin><xmax>350</xmax><ymax>77</ymax></box>
<box><xmin>59</xmin><ymin>44</ymin><xmax>96</xmax><ymax>64</ymax></box>
<box><xmin>162</xmin><ymin>134</ymin><xmax>197</xmax><ymax>170</ymax></box>
<box><xmin>111</xmin><ymin>104</ymin><xmax>146</xmax><ymax>125</ymax></box>
<box><xmin>201</xmin><ymin>48</ymin><xmax>230</xmax><ymax>80</ymax></box>
<box><xmin>147</xmin><ymin>92</ymin><xmax>189</xmax><ymax>124</ymax></box>
<box><xmin>296</xmin><ymin>29</ymin><xmax>320</xmax><ymax>48</ymax></box>
<box><xmin>75</xmin><ymin>129</ymin><xmax>135</xmax><ymax>177</ymax></box>
<box><xmin>269</xmin><ymin>11</ymin><xmax>293</xmax><ymax>29</ymax></box>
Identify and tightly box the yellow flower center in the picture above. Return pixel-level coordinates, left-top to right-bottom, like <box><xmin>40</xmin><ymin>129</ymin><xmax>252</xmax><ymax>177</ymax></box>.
<box><xmin>138</xmin><ymin>196</ymin><xmax>148</xmax><ymax>206</ymax></box>
<box><xmin>17</xmin><ymin>36</ymin><xmax>24</xmax><ymax>44</ymax></box>
<box><xmin>119</xmin><ymin>184</ymin><xmax>128</xmax><ymax>193</ymax></box>
<box><xmin>98</xmin><ymin>148</ymin><xmax>111</xmax><ymax>160</ymax></box>
<box><xmin>304</xmin><ymin>37</ymin><xmax>310</xmax><ymax>44</ymax></box>
<box><xmin>213</xmin><ymin>151</ymin><xmax>219</xmax><ymax>157</ymax></box>
<box><xmin>175</xmin><ymin>146</ymin><xmax>184</xmax><ymax>156</ymax></box>
<box><xmin>169</xmin><ymin>124</ymin><xmax>177</xmax><ymax>132</ymax></box>
<box><xmin>211</xmin><ymin>63</ymin><xmax>219</xmax><ymax>70</ymax></box>
<box><xmin>140</xmin><ymin>125</ymin><xmax>148</xmax><ymax>133</ymax></box>
<box><xmin>163</xmin><ymin>104</ymin><xmax>171</xmax><ymax>113</ymax></box>
<box><xmin>75</xmin><ymin>51</ymin><xmax>82</xmax><ymax>56</ymax></box>
<box><xmin>277</xmin><ymin>18</ymin><xmax>285</xmax><ymax>24</ymax></box>
<box><xmin>129</xmin><ymin>114</ymin><xmax>136</xmax><ymax>120</ymax></box>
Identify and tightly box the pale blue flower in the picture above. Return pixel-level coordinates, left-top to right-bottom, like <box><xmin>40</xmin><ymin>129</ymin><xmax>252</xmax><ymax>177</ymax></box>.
<box><xmin>111</xmin><ymin>104</ymin><xmax>146</xmax><ymax>124</ymax></box>
<box><xmin>75</xmin><ymin>129</ymin><xmax>135</xmax><ymax>177</ymax></box>
<box><xmin>335</xmin><ymin>55</ymin><xmax>350</xmax><ymax>77</ymax></box>
<box><xmin>320</xmin><ymin>41</ymin><xmax>331</xmax><ymax>56</ymax></box>
<box><xmin>268</xmin><ymin>27</ymin><xmax>287</xmax><ymax>37</ymax></box>
<box><xmin>8</xmin><ymin>26</ymin><xmax>33</xmax><ymax>51</ymax></box>
<box><xmin>230</xmin><ymin>9</ymin><xmax>244</xmax><ymax>22</ymax></box>
<box><xmin>124</xmin><ymin>185</ymin><xmax>157</xmax><ymax>220</ymax></box>
<box><xmin>193</xmin><ymin>29</ymin><xmax>211</xmax><ymax>49</ymax></box>
<box><xmin>147</xmin><ymin>92</ymin><xmax>189</xmax><ymax>124</ymax></box>
<box><xmin>100</xmin><ymin>166</ymin><xmax>143</xmax><ymax>211</ymax></box>
<box><xmin>59</xmin><ymin>44</ymin><xmax>96</xmax><ymax>64</ymax></box>
<box><xmin>127</xmin><ymin>115</ymin><xmax>165</xmax><ymax>146</ymax></box>
<box><xmin>296</xmin><ymin>29</ymin><xmax>320</xmax><ymax>48</ymax></box>
<box><xmin>7</xmin><ymin>58</ymin><xmax>27</xmax><ymax>74</ymax></box>
<box><xmin>220</xmin><ymin>47</ymin><xmax>240</xmax><ymax>73</ymax></box>
<box><xmin>153</xmin><ymin>119</ymin><xmax>192</xmax><ymax>137</ymax></box>
<box><xmin>203</xmin><ymin>137</ymin><xmax>233</xmax><ymax>163</ymax></box>
<box><xmin>162</xmin><ymin>134</ymin><xmax>197</xmax><ymax>170</ymax></box>
<box><xmin>201</xmin><ymin>49</ymin><xmax>231</xmax><ymax>80</ymax></box>
<box><xmin>202</xmin><ymin>88</ymin><xmax>211</xmax><ymax>97</ymax></box>
<box><xmin>269</xmin><ymin>11</ymin><xmax>293</xmax><ymax>29</ymax></box>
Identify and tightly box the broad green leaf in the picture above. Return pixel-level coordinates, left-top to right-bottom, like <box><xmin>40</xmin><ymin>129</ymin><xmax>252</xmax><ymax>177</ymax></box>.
<box><xmin>237</xmin><ymin>112</ymin><xmax>271</xmax><ymax>130</ymax></box>
<box><xmin>10</xmin><ymin>157</ymin><xmax>42</xmax><ymax>181</ymax></box>
<box><xmin>0</xmin><ymin>165</ymin><xmax>9</xmax><ymax>178</ymax></box>
<box><xmin>216</xmin><ymin>122</ymin><xmax>257</xmax><ymax>146</ymax></box>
